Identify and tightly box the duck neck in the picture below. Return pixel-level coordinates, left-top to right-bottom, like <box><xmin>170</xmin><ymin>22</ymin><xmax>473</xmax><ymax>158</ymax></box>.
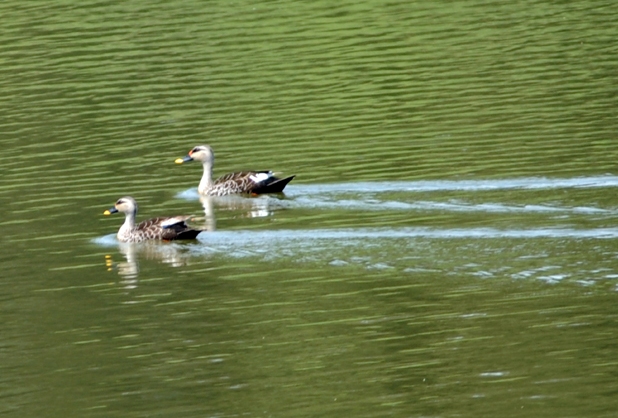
<box><xmin>198</xmin><ymin>160</ymin><xmax>214</xmax><ymax>194</ymax></box>
<box><xmin>118</xmin><ymin>210</ymin><xmax>137</xmax><ymax>241</ymax></box>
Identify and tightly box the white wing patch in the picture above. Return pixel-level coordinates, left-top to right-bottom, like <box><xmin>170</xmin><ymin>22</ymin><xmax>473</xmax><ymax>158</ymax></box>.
<box><xmin>249</xmin><ymin>172</ymin><xmax>273</xmax><ymax>183</ymax></box>
<box><xmin>160</xmin><ymin>217</ymin><xmax>184</xmax><ymax>229</ymax></box>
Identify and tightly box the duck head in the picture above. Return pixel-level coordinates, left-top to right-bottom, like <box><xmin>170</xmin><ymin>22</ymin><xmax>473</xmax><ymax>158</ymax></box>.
<box><xmin>104</xmin><ymin>196</ymin><xmax>138</xmax><ymax>216</ymax></box>
<box><xmin>175</xmin><ymin>145</ymin><xmax>214</xmax><ymax>165</ymax></box>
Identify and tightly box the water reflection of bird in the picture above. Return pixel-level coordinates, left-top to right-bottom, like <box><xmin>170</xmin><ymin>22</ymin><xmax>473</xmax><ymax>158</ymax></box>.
<box><xmin>175</xmin><ymin>145</ymin><xmax>295</xmax><ymax>196</ymax></box>
<box><xmin>198</xmin><ymin>194</ymin><xmax>281</xmax><ymax>231</ymax></box>
<box><xmin>103</xmin><ymin>196</ymin><xmax>203</xmax><ymax>243</ymax></box>
<box><xmin>105</xmin><ymin>253</ymin><xmax>139</xmax><ymax>282</ymax></box>
<box><xmin>105</xmin><ymin>241</ymin><xmax>198</xmax><ymax>281</ymax></box>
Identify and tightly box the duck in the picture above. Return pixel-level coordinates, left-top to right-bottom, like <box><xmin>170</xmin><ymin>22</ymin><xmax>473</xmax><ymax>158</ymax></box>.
<box><xmin>175</xmin><ymin>145</ymin><xmax>295</xmax><ymax>196</ymax></box>
<box><xmin>103</xmin><ymin>196</ymin><xmax>203</xmax><ymax>243</ymax></box>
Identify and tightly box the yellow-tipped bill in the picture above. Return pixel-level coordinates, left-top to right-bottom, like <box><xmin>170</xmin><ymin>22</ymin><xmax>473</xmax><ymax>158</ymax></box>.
<box><xmin>104</xmin><ymin>207</ymin><xmax>118</xmax><ymax>215</ymax></box>
<box><xmin>175</xmin><ymin>155</ymin><xmax>194</xmax><ymax>164</ymax></box>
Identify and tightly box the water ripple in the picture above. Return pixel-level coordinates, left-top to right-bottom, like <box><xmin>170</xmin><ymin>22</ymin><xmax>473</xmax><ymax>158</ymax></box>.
<box><xmin>283</xmin><ymin>176</ymin><xmax>618</xmax><ymax>194</ymax></box>
<box><xmin>93</xmin><ymin>226</ymin><xmax>618</xmax><ymax>252</ymax></box>
<box><xmin>197</xmin><ymin>227</ymin><xmax>618</xmax><ymax>246</ymax></box>
<box><xmin>176</xmin><ymin>176</ymin><xmax>618</xmax><ymax>215</ymax></box>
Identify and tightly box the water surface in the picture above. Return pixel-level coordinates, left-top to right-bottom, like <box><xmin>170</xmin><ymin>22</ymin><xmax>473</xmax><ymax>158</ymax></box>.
<box><xmin>1</xmin><ymin>1</ymin><xmax>618</xmax><ymax>417</ymax></box>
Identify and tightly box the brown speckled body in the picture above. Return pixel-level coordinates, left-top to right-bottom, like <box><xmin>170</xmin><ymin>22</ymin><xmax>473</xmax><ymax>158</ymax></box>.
<box><xmin>206</xmin><ymin>170</ymin><xmax>295</xmax><ymax>196</ymax></box>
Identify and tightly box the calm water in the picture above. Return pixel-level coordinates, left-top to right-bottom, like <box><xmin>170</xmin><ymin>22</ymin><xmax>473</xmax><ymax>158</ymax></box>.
<box><xmin>2</xmin><ymin>0</ymin><xmax>618</xmax><ymax>417</ymax></box>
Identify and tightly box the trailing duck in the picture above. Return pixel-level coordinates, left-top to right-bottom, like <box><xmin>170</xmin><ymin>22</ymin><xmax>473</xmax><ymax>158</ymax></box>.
<box><xmin>175</xmin><ymin>145</ymin><xmax>295</xmax><ymax>196</ymax></box>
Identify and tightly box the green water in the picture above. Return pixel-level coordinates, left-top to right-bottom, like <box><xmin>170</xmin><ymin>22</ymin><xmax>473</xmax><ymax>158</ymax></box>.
<box><xmin>1</xmin><ymin>1</ymin><xmax>618</xmax><ymax>417</ymax></box>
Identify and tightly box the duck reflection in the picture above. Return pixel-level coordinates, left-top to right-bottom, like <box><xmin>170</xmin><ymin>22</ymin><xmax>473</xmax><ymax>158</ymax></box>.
<box><xmin>199</xmin><ymin>194</ymin><xmax>284</xmax><ymax>229</ymax></box>
<box><xmin>105</xmin><ymin>241</ymin><xmax>196</xmax><ymax>283</ymax></box>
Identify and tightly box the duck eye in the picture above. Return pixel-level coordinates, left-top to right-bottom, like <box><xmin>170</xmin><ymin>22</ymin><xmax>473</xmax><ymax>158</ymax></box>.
<box><xmin>191</xmin><ymin>148</ymin><xmax>201</xmax><ymax>153</ymax></box>
<box><xmin>116</xmin><ymin>200</ymin><xmax>124</xmax><ymax>205</ymax></box>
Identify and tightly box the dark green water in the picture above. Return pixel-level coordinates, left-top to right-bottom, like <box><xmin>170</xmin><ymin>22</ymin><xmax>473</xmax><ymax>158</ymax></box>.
<box><xmin>1</xmin><ymin>1</ymin><xmax>618</xmax><ymax>417</ymax></box>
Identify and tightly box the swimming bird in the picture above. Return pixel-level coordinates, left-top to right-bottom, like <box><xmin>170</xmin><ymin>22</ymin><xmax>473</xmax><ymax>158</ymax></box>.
<box><xmin>175</xmin><ymin>145</ymin><xmax>295</xmax><ymax>196</ymax></box>
<box><xmin>103</xmin><ymin>196</ymin><xmax>203</xmax><ymax>243</ymax></box>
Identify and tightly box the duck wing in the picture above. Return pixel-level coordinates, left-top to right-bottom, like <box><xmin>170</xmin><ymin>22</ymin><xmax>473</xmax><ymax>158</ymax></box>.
<box><xmin>137</xmin><ymin>217</ymin><xmax>202</xmax><ymax>241</ymax></box>
<box><xmin>251</xmin><ymin>174</ymin><xmax>295</xmax><ymax>194</ymax></box>
<box><xmin>212</xmin><ymin>171</ymin><xmax>294</xmax><ymax>195</ymax></box>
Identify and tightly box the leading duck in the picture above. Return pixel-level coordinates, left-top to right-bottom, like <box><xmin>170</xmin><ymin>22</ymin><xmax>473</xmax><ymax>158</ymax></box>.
<box><xmin>104</xmin><ymin>196</ymin><xmax>203</xmax><ymax>243</ymax></box>
<box><xmin>175</xmin><ymin>145</ymin><xmax>295</xmax><ymax>196</ymax></box>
